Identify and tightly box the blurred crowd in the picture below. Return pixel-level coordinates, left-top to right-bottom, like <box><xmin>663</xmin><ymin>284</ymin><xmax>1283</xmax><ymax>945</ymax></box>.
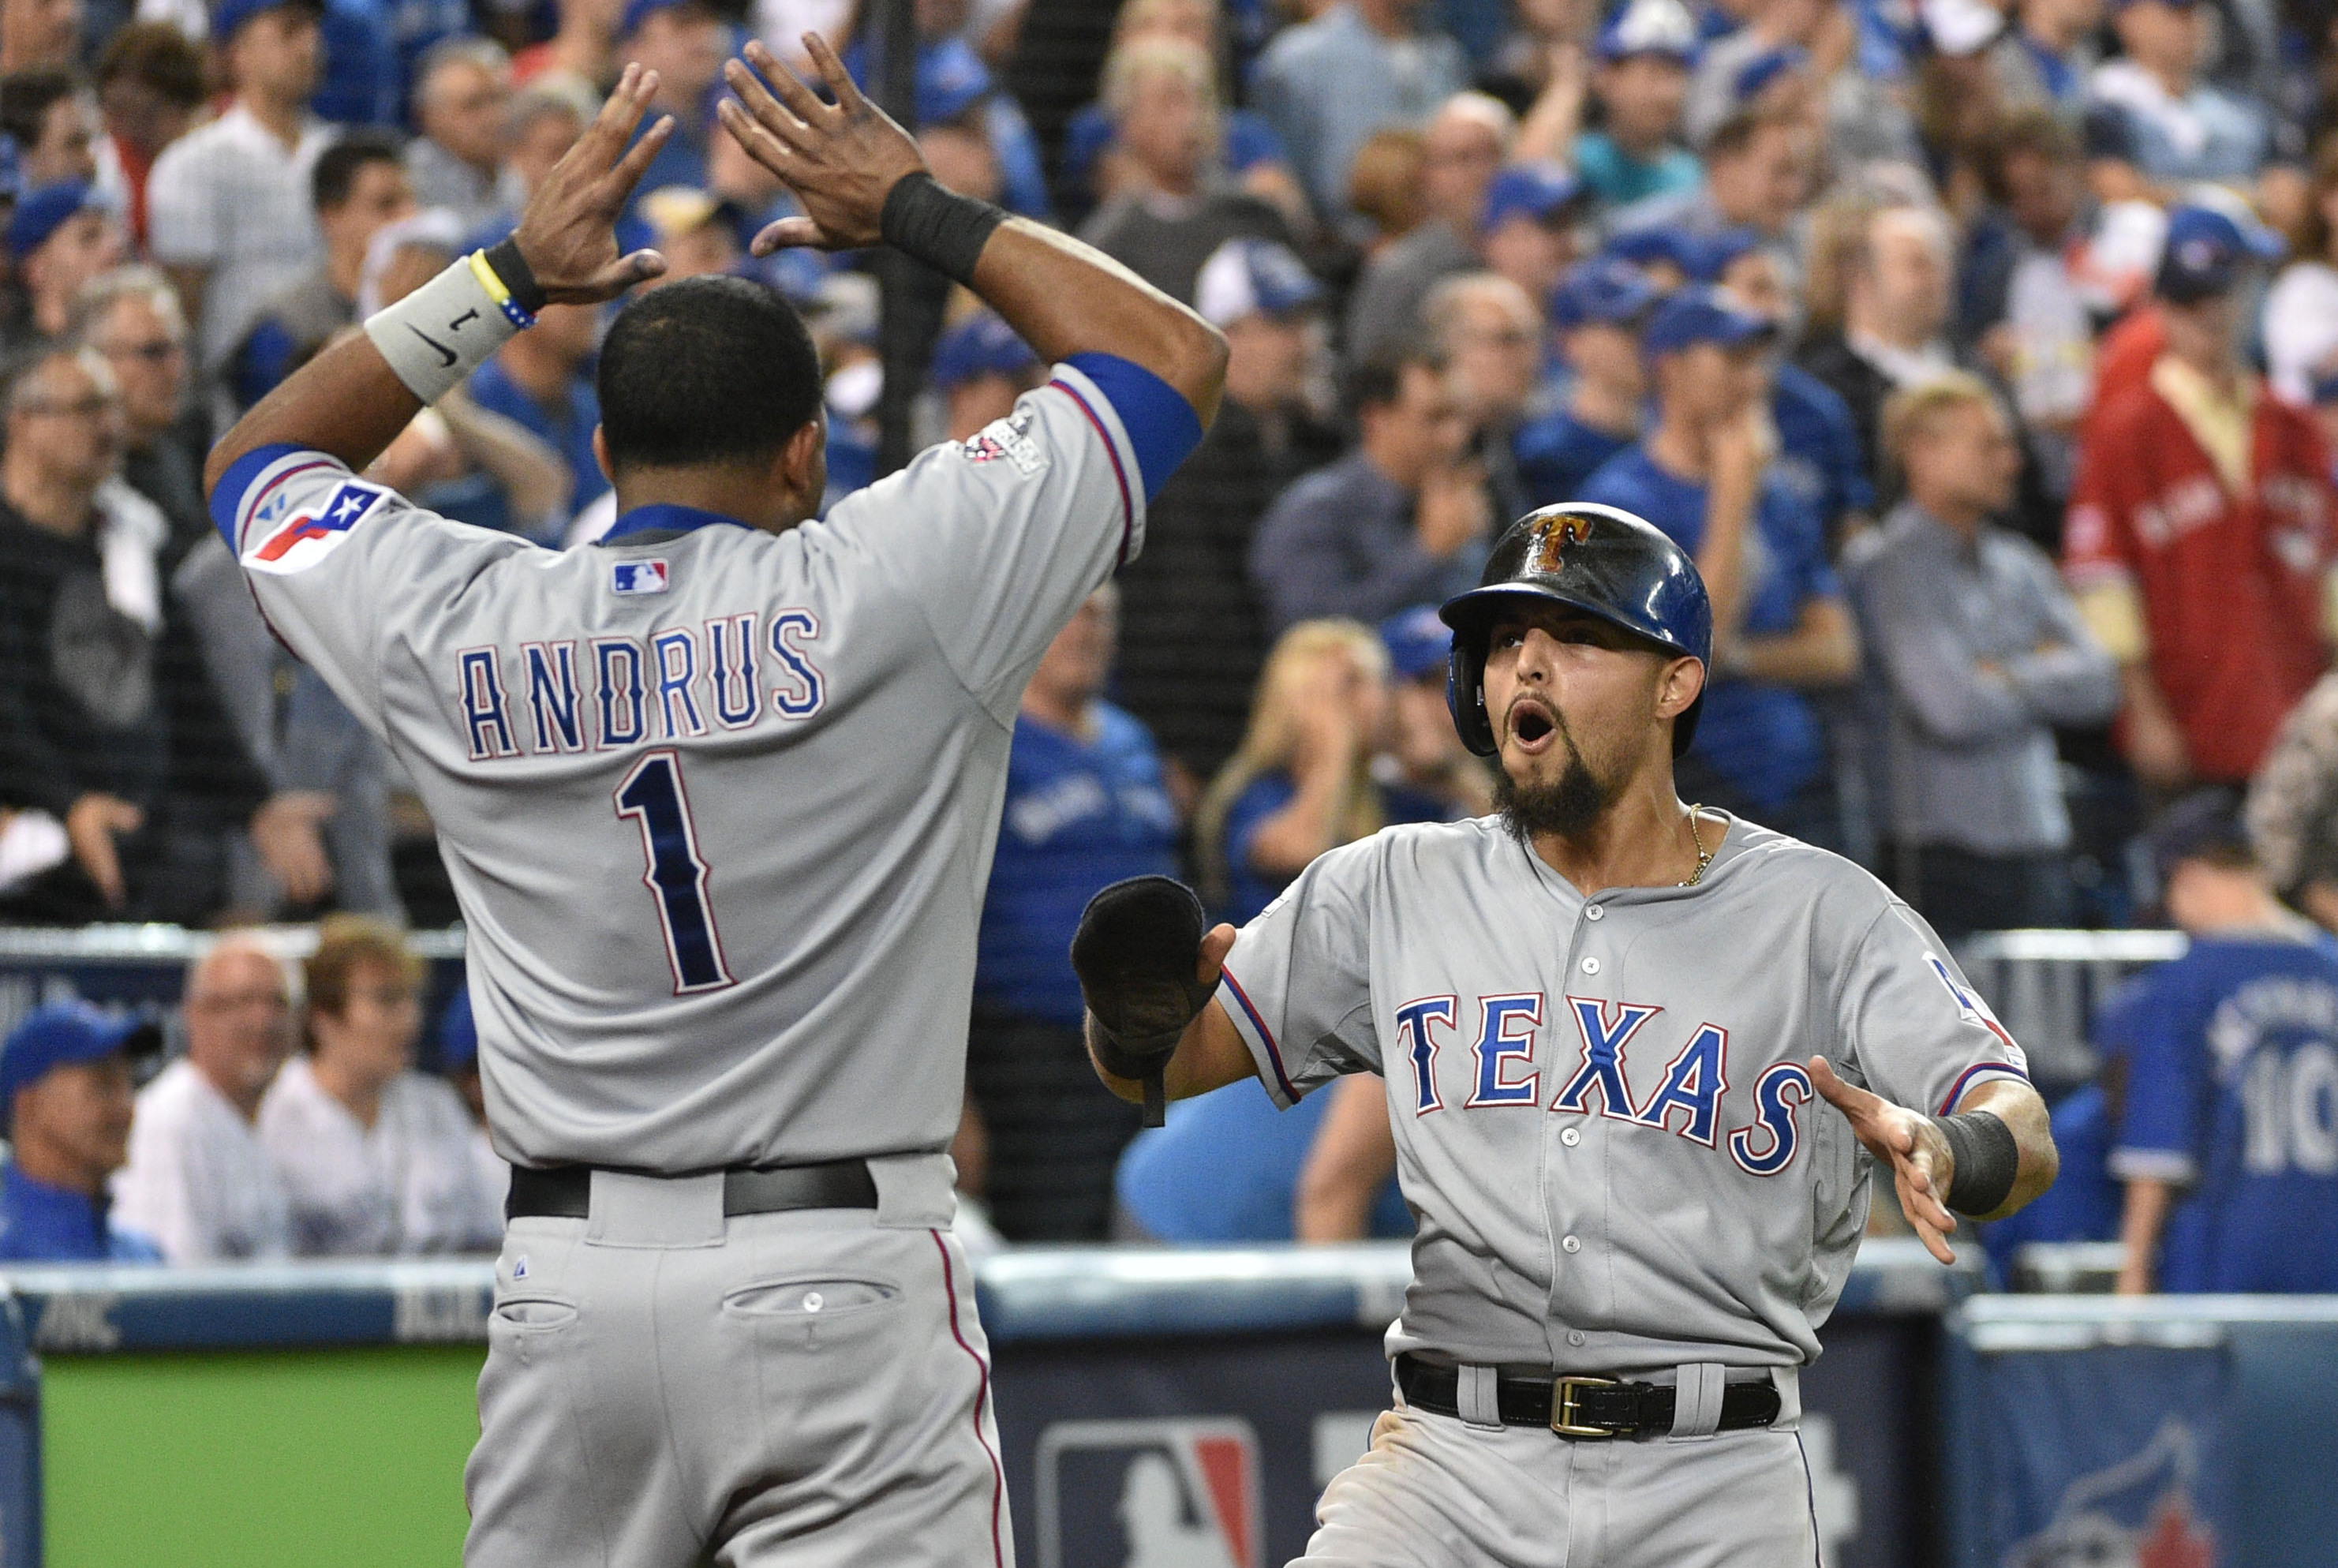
<box><xmin>0</xmin><ymin>0</ymin><xmax>2334</xmax><ymax>1287</ymax></box>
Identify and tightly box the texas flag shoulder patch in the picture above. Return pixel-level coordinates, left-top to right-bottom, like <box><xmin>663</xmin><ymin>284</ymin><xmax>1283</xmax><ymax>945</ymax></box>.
<box><xmin>612</xmin><ymin>559</ymin><xmax>668</xmax><ymax>595</ymax></box>
<box><xmin>245</xmin><ymin>481</ymin><xmax>389</xmax><ymax>575</ymax></box>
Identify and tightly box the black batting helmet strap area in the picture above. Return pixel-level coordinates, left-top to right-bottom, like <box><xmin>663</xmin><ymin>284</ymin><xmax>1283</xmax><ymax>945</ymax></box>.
<box><xmin>1439</xmin><ymin>504</ymin><xmax>1715</xmax><ymax>759</ymax></box>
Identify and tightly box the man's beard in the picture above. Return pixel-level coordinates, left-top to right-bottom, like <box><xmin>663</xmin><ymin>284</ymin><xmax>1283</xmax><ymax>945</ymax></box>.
<box><xmin>1494</xmin><ymin>713</ymin><xmax>1620</xmax><ymax>843</ymax></box>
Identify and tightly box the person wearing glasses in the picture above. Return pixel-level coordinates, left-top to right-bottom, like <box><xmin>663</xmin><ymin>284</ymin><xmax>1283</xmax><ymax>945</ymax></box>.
<box><xmin>74</xmin><ymin>267</ymin><xmax>204</xmax><ymax>559</ymax></box>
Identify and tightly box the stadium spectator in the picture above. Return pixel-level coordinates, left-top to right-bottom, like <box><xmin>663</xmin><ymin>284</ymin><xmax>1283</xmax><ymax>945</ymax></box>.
<box><xmin>1990</xmin><ymin>0</ymin><xmax>2101</xmax><ymax>114</ymax></box>
<box><xmin>1423</xmin><ymin>270</ymin><xmax>1541</xmax><ymax>522</ymax></box>
<box><xmin>1610</xmin><ymin>103</ymin><xmax>1807</xmax><ymax>248</ymax></box>
<box><xmin>112</xmin><ymin>936</ymin><xmax>297</xmax><ymax>1262</ymax></box>
<box><xmin>1375</xmin><ymin>604</ymin><xmax>1493</xmax><ymax>819</ymax></box>
<box><xmin>2247</xmin><ymin>668</ymin><xmax>2338</xmax><ymax>930</ymax></box>
<box><xmin>432</xmin><ymin>986</ymin><xmax>507</xmax><ymax>1211</ymax></box>
<box><xmin>1581</xmin><ymin>287</ymin><xmax>1858</xmax><ymax>842</ymax></box>
<box><xmin>1847</xmin><ymin>373</ymin><xmax>2119</xmax><ymax>934</ymax></box>
<box><xmin>633</xmin><ymin>183</ymin><xmax>742</xmax><ymax>286</ymax></box>
<box><xmin>511</xmin><ymin>0</ymin><xmax>619</xmax><ymax>85</ymax></box>
<box><xmin>2112</xmin><ymin>792</ymin><xmax>2338</xmax><ymax>1293</ymax></box>
<box><xmin>1251</xmin><ymin>0</ymin><xmax>1470</xmax><ymax>221</ymax></box>
<box><xmin>92</xmin><ymin>24</ymin><xmax>204</xmax><ymax>249</ymax></box>
<box><xmin>1116</xmin><ymin>238</ymin><xmax>1328</xmax><ymax>799</ymax></box>
<box><xmin>2064</xmin><ymin>202</ymin><xmax>2336</xmax><ymax>795</ymax></box>
<box><xmin>1794</xmin><ymin>204</ymin><xmax>1960</xmax><ymax>493</ymax></box>
<box><xmin>1076</xmin><ymin>37</ymin><xmax>1295</xmax><ymax>305</ymax></box>
<box><xmin>2</xmin><ymin>181</ymin><xmax>123</xmax><ymax>361</ymax></box>
<box><xmin>930</xmin><ymin>308</ymin><xmax>1039</xmax><ymax>441</ymax></box>
<box><xmin>1577</xmin><ymin>0</ymin><xmax>1702</xmax><ymax>211</ymax></box>
<box><xmin>2086</xmin><ymin>0</ymin><xmax>2269</xmax><ymax>186</ymax></box>
<box><xmin>0</xmin><ymin>1001</ymin><xmax>161</xmax><ymax>1262</ymax></box>
<box><xmin>260</xmin><ymin>917</ymin><xmax>503</xmax><ymax>1254</ymax></box>
<box><xmin>1291</xmin><ymin>1070</ymin><xmax>1405</xmax><ymax>1241</ymax></box>
<box><xmin>966</xmin><ymin>586</ymin><xmax>1176</xmax><ymax>1241</ymax></box>
<box><xmin>468</xmin><ymin>298</ymin><xmax>609</xmax><ymax>523</ymax></box>
<box><xmin>76</xmin><ymin>268</ymin><xmax>206</xmax><ymax>559</ymax></box>
<box><xmin>1344</xmin><ymin>126</ymin><xmax>1427</xmax><ymax>254</ymax></box>
<box><xmin>0</xmin><ymin>0</ymin><xmax>78</xmax><ymax>71</ymax></box>
<box><xmin>0</xmin><ymin>348</ymin><xmax>323</xmax><ymax>923</ymax></box>
<box><xmin>405</xmin><ymin>37</ymin><xmax>521</xmax><ymax>235</ymax></box>
<box><xmin>1250</xmin><ymin>342</ymin><xmax>1490</xmax><ymax>634</ymax></box>
<box><xmin>1472</xmin><ymin>162</ymin><xmax>1588</xmax><ymax>309</ymax></box>
<box><xmin>1342</xmin><ymin>92</ymin><xmax>1517</xmax><ymax>362</ymax></box>
<box><xmin>1516</xmin><ymin>257</ymin><xmax>1658</xmax><ymax>509</ymax></box>
<box><xmin>231</xmin><ymin>130</ymin><xmax>413</xmax><ymax>410</ymax></box>
<box><xmin>613</xmin><ymin>0</ymin><xmax>725</xmax><ymax>203</ymax></box>
<box><xmin>2265</xmin><ymin>140</ymin><xmax>2338</xmax><ymax>410</ymax></box>
<box><xmin>1715</xmin><ymin>238</ymin><xmax>1876</xmax><ymax>542</ymax></box>
<box><xmin>500</xmin><ymin>73</ymin><xmax>596</xmax><ymax>208</ymax></box>
<box><xmin>147</xmin><ymin>0</ymin><xmax>332</xmax><ymax>380</ymax></box>
<box><xmin>0</xmin><ymin>65</ymin><xmax>99</xmax><ymax>187</ymax></box>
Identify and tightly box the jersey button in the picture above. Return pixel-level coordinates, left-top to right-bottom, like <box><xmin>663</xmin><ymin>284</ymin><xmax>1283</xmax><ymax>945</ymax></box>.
<box><xmin>1580</xmin><ymin>956</ymin><xmax>1600</xmax><ymax>975</ymax></box>
<box><xmin>1562</xmin><ymin>1235</ymin><xmax>1582</xmax><ymax>1254</ymax></box>
<box><xmin>1567</xmin><ymin>1330</ymin><xmax>1587</xmax><ymax>1348</ymax></box>
<box><xmin>1584</xmin><ymin>904</ymin><xmax>1604</xmax><ymax>921</ymax></box>
<box><xmin>1560</xmin><ymin>1128</ymin><xmax>1580</xmax><ymax>1147</ymax></box>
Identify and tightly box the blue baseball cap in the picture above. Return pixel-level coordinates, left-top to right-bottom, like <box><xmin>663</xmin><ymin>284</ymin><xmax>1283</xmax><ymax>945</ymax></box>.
<box><xmin>1596</xmin><ymin>0</ymin><xmax>1700</xmax><ymax>64</ymax></box>
<box><xmin>1689</xmin><ymin>226</ymin><xmax>1762</xmax><ymax>283</ymax></box>
<box><xmin>1733</xmin><ymin>45</ymin><xmax>1809</xmax><ymax>102</ymax></box>
<box><xmin>1480</xmin><ymin>162</ymin><xmax>1586</xmax><ymax>234</ymax></box>
<box><xmin>211</xmin><ymin>0</ymin><xmax>321</xmax><ymax>42</ymax></box>
<box><xmin>2154</xmin><ymin>198</ymin><xmax>2284</xmax><ymax>304</ymax></box>
<box><xmin>6</xmin><ymin>181</ymin><xmax>110</xmax><ymax>260</ymax></box>
<box><xmin>619</xmin><ymin>0</ymin><xmax>713</xmax><ymax>39</ymax></box>
<box><xmin>1194</xmin><ymin>237</ymin><xmax>1323</xmax><ymax>326</ymax></box>
<box><xmin>1599</xmin><ymin>224</ymin><xmax>1706</xmax><ymax>278</ymax></box>
<box><xmin>1641</xmin><ymin>285</ymin><xmax>1778</xmax><ymax>357</ymax></box>
<box><xmin>1550</xmin><ymin>257</ymin><xmax>1662</xmax><ymax>331</ymax></box>
<box><xmin>438</xmin><ymin>986</ymin><xmax>477</xmax><ymax>1072</ymax></box>
<box><xmin>1380</xmin><ymin>605</ymin><xmax>1453</xmax><ymax>682</ymax></box>
<box><xmin>840</xmin><ymin>36</ymin><xmax>993</xmax><ymax>125</ymax></box>
<box><xmin>2145</xmin><ymin>788</ymin><xmax>2252</xmax><ymax>884</ymax></box>
<box><xmin>931</xmin><ymin>311</ymin><xmax>1038</xmax><ymax>391</ymax></box>
<box><xmin>0</xmin><ymin>1002</ymin><xmax>159</xmax><ymax>1119</ymax></box>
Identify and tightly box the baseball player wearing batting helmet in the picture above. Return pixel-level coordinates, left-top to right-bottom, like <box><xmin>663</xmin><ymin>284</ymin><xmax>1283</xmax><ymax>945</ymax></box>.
<box><xmin>204</xmin><ymin>42</ymin><xmax>1226</xmax><ymax>1568</ymax></box>
<box><xmin>1079</xmin><ymin>503</ymin><xmax>2059</xmax><ymax>1566</ymax></box>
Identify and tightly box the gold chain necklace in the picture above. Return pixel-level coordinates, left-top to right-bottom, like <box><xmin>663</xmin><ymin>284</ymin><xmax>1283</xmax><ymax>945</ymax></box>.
<box><xmin>1678</xmin><ymin>804</ymin><xmax>1715</xmax><ymax>888</ymax></box>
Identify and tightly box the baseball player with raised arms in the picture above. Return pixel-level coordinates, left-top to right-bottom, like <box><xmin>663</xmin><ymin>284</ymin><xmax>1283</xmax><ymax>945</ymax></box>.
<box><xmin>204</xmin><ymin>45</ymin><xmax>1226</xmax><ymax>1567</ymax></box>
<box><xmin>1076</xmin><ymin>504</ymin><xmax>2059</xmax><ymax>1566</ymax></box>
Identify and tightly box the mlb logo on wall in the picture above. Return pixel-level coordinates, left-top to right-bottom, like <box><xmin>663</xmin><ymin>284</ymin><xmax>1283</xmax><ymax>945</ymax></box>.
<box><xmin>612</xmin><ymin>560</ymin><xmax>668</xmax><ymax>595</ymax></box>
<box><xmin>246</xmin><ymin>481</ymin><xmax>386</xmax><ymax>574</ymax></box>
<box><xmin>1036</xmin><ymin>1417</ymin><xmax>1260</xmax><ymax>1568</ymax></box>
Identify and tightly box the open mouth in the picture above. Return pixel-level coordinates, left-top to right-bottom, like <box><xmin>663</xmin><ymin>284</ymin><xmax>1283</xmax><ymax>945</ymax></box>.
<box><xmin>1506</xmin><ymin>696</ymin><xmax>1559</xmax><ymax>755</ymax></box>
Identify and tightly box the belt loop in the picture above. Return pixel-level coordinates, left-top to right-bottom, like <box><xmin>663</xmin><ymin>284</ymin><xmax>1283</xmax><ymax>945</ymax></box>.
<box><xmin>1768</xmin><ymin>1366</ymin><xmax>1801</xmax><ymax>1431</ymax></box>
<box><xmin>1668</xmin><ymin>1363</ymin><xmax>1726</xmax><ymax>1441</ymax></box>
<box><xmin>1456</xmin><ymin>1364</ymin><xmax>1503</xmax><ymax>1431</ymax></box>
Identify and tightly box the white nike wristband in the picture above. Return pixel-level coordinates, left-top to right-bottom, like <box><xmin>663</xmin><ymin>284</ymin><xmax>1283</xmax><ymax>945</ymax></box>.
<box><xmin>364</xmin><ymin>253</ymin><xmax>524</xmax><ymax>405</ymax></box>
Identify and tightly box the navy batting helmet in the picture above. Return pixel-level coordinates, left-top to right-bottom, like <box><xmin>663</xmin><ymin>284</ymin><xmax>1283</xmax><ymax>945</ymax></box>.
<box><xmin>1438</xmin><ymin>503</ymin><xmax>1713</xmax><ymax>758</ymax></box>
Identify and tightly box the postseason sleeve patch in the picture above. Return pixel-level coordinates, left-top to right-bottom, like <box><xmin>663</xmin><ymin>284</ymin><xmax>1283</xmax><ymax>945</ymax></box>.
<box><xmin>960</xmin><ymin>406</ymin><xmax>1046</xmax><ymax>475</ymax></box>
<box><xmin>245</xmin><ymin>481</ymin><xmax>389</xmax><ymax>574</ymax></box>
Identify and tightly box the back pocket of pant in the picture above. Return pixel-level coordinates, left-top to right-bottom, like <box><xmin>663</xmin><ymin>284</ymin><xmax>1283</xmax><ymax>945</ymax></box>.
<box><xmin>722</xmin><ymin>1278</ymin><xmax>899</xmax><ymax>1322</ymax></box>
<box><xmin>494</xmin><ymin>1297</ymin><xmax>580</xmax><ymax>1331</ymax></box>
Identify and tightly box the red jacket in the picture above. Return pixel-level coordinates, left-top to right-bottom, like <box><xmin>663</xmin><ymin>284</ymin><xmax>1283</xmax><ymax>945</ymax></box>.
<box><xmin>2064</xmin><ymin>376</ymin><xmax>2336</xmax><ymax>781</ymax></box>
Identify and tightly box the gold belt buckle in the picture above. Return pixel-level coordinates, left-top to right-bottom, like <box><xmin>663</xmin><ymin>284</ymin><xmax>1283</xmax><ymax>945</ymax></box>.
<box><xmin>1551</xmin><ymin>1375</ymin><xmax>1620</xmax><ymax>1438</ymax></box>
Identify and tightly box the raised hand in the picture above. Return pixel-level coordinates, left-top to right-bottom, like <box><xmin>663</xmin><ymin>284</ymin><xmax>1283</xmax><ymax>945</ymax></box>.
<box><xmin>512</xmin><ymin>62</ymin><xmax>675</xmax><ymax>303</ymax></box>
<box><xmin>717</xmin><ymin>34</ymin><xmax>929</xmax><ymax>255</ymax></box>
<box><xmin>1809</xmin><ymin>1056</ymin><xmax>1960</xmax><ymax>1265</ymax></box>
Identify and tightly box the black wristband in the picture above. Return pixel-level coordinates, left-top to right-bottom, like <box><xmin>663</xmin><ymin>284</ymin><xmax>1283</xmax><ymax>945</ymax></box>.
<box><xmin>483</xmin><ymin>235</ymin><xmax>548</xmax><ymax>316</ymax></box>
<box><xmin>879</xmin><ymin>171</ymin><xmax>1007</xmax><ymax>286</ymax></box>
<box><xmin>1938</xmin><ymin>1110</ymin><xmax>2020</xmax><ymax>1217</ymax></box>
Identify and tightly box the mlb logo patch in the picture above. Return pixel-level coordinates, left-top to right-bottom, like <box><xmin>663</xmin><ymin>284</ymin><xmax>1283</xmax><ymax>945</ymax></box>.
<box><xmin>612</xmin><ymin>560</ymin><xmax>669</xmax><ymax>595</ymax></box>
<box><xmin>245</xmin><ymin>481</ymin><xmax>386</xmax><ymax>574</ymax></box>
<box><xmin>1036</xmin><ymin>1417</ymin><xmax>1260</xmax><ymax>1568</ymax></box>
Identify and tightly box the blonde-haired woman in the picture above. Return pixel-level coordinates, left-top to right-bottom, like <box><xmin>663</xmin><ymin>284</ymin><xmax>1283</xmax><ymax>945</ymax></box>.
<box><xmin>1195</xmin><ymin>618</ymin><xmax>1427</xmax><ymax>922</ymax></box>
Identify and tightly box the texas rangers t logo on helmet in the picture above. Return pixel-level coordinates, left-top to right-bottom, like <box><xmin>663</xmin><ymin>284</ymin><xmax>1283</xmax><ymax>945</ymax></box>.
<box><xmin>1528</xmin><ymin>511</ymin><xmax>1597</xmax><ymax>574</ymax></box>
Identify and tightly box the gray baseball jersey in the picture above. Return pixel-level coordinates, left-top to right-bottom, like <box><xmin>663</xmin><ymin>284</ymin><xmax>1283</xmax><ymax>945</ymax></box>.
<box><xmin>214</xmin><ymin>361</ymin><xmax>1149</xmax><ymax>1171</ymax></box>
<box><xmin>1215</xmin><ymin>814</ymin><xmax>2029</xmax><ymax>1372</ymax></box>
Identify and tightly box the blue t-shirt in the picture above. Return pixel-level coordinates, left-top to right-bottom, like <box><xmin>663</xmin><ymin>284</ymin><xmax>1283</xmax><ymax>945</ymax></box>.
<box><xmin>1769</xmin><ymin>361</ymin><xmax>1873</xmax><ymax>532</ymax></box>
<box><xmin>2111</xmin><ymin>930</ymin><xmax>2338</xmax><ymax>1293</ymax></box>
<box><xmin>975</xmin><ymin>703</ymin><xmax>1178</xmax><ymax>1027</ymax></box>
<box><xmin>1573</xmin><ymin>132</ymin><xmax>1703</xmax><ymax>211</ymax></box>
<box><xmin>1578</xmin><ymin>446</ymin><xmax>1841</xmax><ymax>811</ymax></box>
<box><xmin>0</xmin><ymin>1165</ymin><xmax>162</xmax><ymax>1263</ymax></box>
<box><xmin>1116</xmin><ymin>1076</ymin><xmax>1412</xmax><ymax>1242</ymax></box>
<box><xmin>1220</xmin><ymin>773</ymin><xmax>1456</xmax><ymax>925</ymax></box>
<box><xmin>1514</xmin><ymin>407</ymin><xmax>1637</xmax><ymax>511</ymax></box>
<box><xmin>468</xmin><ymin>357</ymin><xmax>611</xmax><ymax>522</ymax></box>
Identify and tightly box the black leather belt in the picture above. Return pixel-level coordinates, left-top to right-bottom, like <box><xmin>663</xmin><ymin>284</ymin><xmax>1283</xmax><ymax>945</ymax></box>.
<box><xmin>505</xmin><ymin>1158</ymin><xmax>879</xmax><ymax>1220</ymax></box>
<box><xmin>1395</xmin><ymin>1353</ymin><xmax>1782</xmax><ymax>1439</ymax></box>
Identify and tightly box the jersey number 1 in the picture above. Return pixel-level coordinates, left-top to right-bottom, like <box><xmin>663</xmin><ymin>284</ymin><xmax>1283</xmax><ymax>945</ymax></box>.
<box><xmin>615</xmin><ymin>750</ymin><xmax>735</xmax><ymax>994</ymax></box>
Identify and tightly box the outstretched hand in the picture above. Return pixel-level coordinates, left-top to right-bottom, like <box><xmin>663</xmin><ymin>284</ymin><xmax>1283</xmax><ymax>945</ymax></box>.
<box><xmin>512</xmin><ymin>62</ymin><xmax>674</xmax><ymax>303</ymax></box>
<box><xmin>1809</xmin><ymin>1056</ymin><xmax>1960</xmax><ymax>1265</ymax></box>
<box><xmin>718</xmin><ymin>34</ymin><xmax>929</xmax><ymax>255</ymax></box>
